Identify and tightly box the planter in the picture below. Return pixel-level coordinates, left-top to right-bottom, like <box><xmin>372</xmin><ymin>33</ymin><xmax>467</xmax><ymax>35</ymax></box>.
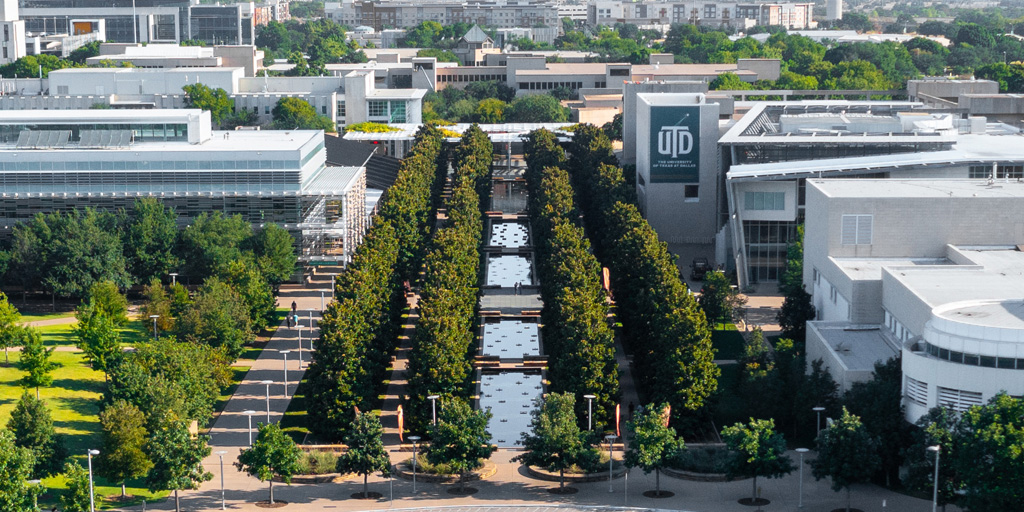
<box><xmin>272</xmin><ymin>473</ymin><xmax>356</xmax><ymax>484</ymax></box>
<box><xmin>524</xmin><ymin>464</ymin><xmax>627</xmax><ymax>483</ymax></box>
<box><xmin>661</xmin><ymin>466</ymin><xmax>733</xmax><ymax>482</ymax></box>
<box><xmin>391</xmin><ymin>460</ymin><xmax>497</xmax><ymax>483</ymax></box>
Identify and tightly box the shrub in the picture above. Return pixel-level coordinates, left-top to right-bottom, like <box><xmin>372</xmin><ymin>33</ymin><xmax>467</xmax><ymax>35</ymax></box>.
<box><xmin>296</xmin><ymin>450</ymin><xmax>339</xmax><ymax>475</ymax></box>
<box><xmin>671</xmin><ymin>445</ymin><xmax>733</xmax><ymax>474</ymax></box>
<box><xmin>344</xmin><ymin>122</ymin><xmax>400</xmax><ymax>133</ymax></box>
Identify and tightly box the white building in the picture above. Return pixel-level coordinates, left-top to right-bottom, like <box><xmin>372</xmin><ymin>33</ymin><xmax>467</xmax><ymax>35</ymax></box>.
<box><xmin>801</xmin><ymin>179</ymin><xmax>1024</xmax><ymax>422</ymax></box>
<box><xmin>0</xmin><ymin>0</ymin><xmax>26</xmax><ymax>65</ymax></box>
<box><xmin>0</xmin><ymin>108</ymin><xmax>368</xmax><ymax>263</ymax></box>
<box><xmin>587</xmin><ymin>0</ymin><xmax>816</xmax><ymax>30</ymax></box>
<box><xmin>326</xmin><ymin>0</ymin><xmax>559</xmax><ymax>30</ymax></box>
<box><xmin>826</xmin><ymin>0</ymin><xmax>842</xmax><ymax>21</ymax></box>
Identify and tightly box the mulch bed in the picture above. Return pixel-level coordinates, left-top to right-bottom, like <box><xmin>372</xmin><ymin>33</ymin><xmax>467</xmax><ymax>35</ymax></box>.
<box><xmin>642</xmin><ymin>490</ymin><xmax>675</xmax><ymax>498</ymax></box>
<box><xmin>547</xmin><ymin>486</ymin><xmax>579</xmax><ymax>495</ymax></box>
<box><xmin>255</xmin><ymin>500</ymin><xmax>288</xmax><ymax>508</ymax></box>
<box><xmin>447</xmin><ymin>486</ymin><xmax>480</xmax><ymax>495</ymax></box>
<box><xmin>738</xmin><ymin>497</ymin><xmax>770</xmax><ymax>506</ymax></box>
<box><xmin>351</xmin><ymin>492</ymin><xmax>383</xmax><ymax>499</ymax></box>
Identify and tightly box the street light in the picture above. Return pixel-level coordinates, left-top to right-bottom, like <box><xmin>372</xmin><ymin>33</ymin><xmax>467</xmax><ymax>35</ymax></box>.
<box><xmin>584</xmin><ymin>394</ymin><xmax>596</xmax><ymax>431</ymax></box>
<box><xmin>321</xmin><ymin>290</ymin><xmax>325</xmax><ymax>311</ymax></box>
<box><xmin>408</xmin><ymin>435</ymin><xmax>421</xmax><ymax>493</ymax></box>
<box><xmin>261</xmin><ymin>380</ymin><xmax>273</xmax><ymax>423</ymax></box>
<box><xmin>812</xmin><ymin>406</ymin><xmax>826</xmax><ymax>435</ymax></box>
<box><xmin>928</xmin><ymin>445</ymin><xmax>941</xmax><ymax>512</ymax></box>
<box><xmin>244</xmin><ymin>410</ymin><xmax>258</xmax><ymax>445</ymax></box>
<box><xmin>87</xmin><ymin>449</ymin><xmax>100</xmax><ymax>512</ymax></box>
<box><xmin>428</xmin><ymin>395</ymin><xmax>440</xmax><ymax>425</ymax></box>
<box><xmin>214</xmin><ymin>450</ymin><xmax>228</xmax><ymax>510</ymax></box>
<box><xmin>169</xmin><ymin>272</ymin><xmax>178</xmax><ymax>286</ymax></box>
<box><xmin>281</xmin><ymin>351</ymin><xmax>291</xmax><ymax>398</ymax></box>
<box><xmin>795</xmin><ymin>447</ymin><xmax>809</xmax><ymax>508</ymax></box>
<box><xmin>297</xmin><ymin>324</ymin><xmax>303</xmax><ymax>368</ymax></box>
<box><xmin>149</xmin><ymin>315</ymin><xmax>160</xmax><ymax>339</ymax></box>
<box><xmin>605</xmin><ymin>434</ymin><xmax>616</xmax><ymax>493</ymax></box>
<box><xmin>28</xmin><ymin>479</ymin><xmax>41</xmax><ymax>511</ymax></box>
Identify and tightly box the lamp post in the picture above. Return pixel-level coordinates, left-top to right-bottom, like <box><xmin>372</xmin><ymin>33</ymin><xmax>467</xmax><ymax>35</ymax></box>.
<box><xmin>605</xmin><ymin>434</ymin><xmax>616</xmax><ymax>493</ymax></box>
<box><xmin>928</xmin><ymin>445</ymin><xmax>941</xmax><ymax>512</ymax></box>
<box><xmin>244</xmin><ymin>410</ymin><xmax>258</xmax><ymax>445</ymax></box>
<box><xmin>169</xmin><ymin>272</ymin><xmax>178</xmax><ymax>286</ymax></box>
<box><xmin>149</xmin><ymin>315</ymin><xmax>160</xmax><ymax>339</ymax></box>
<box><xmin>297</xmin><ymin>324</ymin><xmax>303</xmax><ymax>368</ymax></box>
<box><xmin>28</xmin><ymin>479</ymin><xmax>41</xmax><ymax>511</ymax></box>
<box><xmin>408</xmin><ymin>435</ymin><xmax>421</xmax><ymax>493</ymax></box>
<box><xmin>321</xmin><ymin>291</ymin><xmax>325</xmax><ymax>311</ymax></box>
<box><xmin>428</xmin><ymin>395</ymin><xmax>439</xmax><ymax>425</ymax></box>
<box><xmin>281</xmin><ymin>351</ymin><xmax>291</xmax><ymax>398</ymax></box>
<box><xmin>795</xmin><ymin>447</ymin><xmax>809</xmax><ymax>508</ymax></box>
<box><xmin>215</xmin><ymin>450</ymin><xmax>228</xmax><ymax>510</ymax></box>
<box><xmin>261</xmin><ymin>380</ymin><xmax>273</xmax><ymax>423</ymax></box>
<box><xmin>812</xmin><ymin>406</ymin><xmax>826</xmax><ymax>435</ymax></box>
<box><xmin>584</xmin><ymin>394</ymin><xmax>596</xmax><ymax>431</ymax></box>
<box><xmin>87</xmin><ymin>449</ymin><xmax>100</xmax><ymax>512</ymax></box>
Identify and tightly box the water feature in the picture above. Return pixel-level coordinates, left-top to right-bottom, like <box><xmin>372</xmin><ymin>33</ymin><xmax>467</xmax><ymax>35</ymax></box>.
<box><xmin>478</xmin><ymin>371</ymin><xmax>544</xmax><ymax>447</ymax></box>
<box><xmin>485</xmin><ymin>254</ymin><xmax>532</xmax><ymax>288</ymax></box>
<box><xmin>489</xmin><ymin>221</ymin><xmax>530</xmax><ymax>248</ymax></box>
<box><xmin>481</xmin><ymin>320</ymin><xmax>540</xmax><ymax>359</ymax></box>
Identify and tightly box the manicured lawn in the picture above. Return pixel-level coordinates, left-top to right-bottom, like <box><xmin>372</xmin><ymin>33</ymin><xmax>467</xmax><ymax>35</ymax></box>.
<box><xmin>710</xmin><ymin>363</ymin><xmax>748</xmax><ymax>428</ymax></box>
<box><xmin>710</xmin><ymin>324</ymin><xmax>746</xmax><ymax>360</ymax></box>
<box><xmin>279</xmin><ymin>378</ymin><xmax>310</xmax><ymax>444</ymax></box>
<box><xmin>0</xmin><ymin>351</ymin><xmax>105</xmax><ymax>453</ymax></box>
<box><xmin>20</xmin><ymin>311</ymin><xmax>76</xmax><ymax>323</ymax></box>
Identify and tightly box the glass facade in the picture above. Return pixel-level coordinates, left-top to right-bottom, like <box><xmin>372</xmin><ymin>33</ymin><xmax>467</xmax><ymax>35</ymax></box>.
<box><xmin>743</xmin><ymin>220</ymin><xmax>798</xmax><ymax>283</ymax></box>
<box><xmin>925</xmin><ymin>341</ymin><xmax>1024</xmax><ymax>370</ymax></box>
<box><xmin>0</xmin><ymin>123</ymin><xmax>188</xmax><ymax>144</ymax></box>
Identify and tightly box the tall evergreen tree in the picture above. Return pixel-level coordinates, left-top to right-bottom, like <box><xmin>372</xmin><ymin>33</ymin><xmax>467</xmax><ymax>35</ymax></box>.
<box><xmin>97</xmin><ymin>400</ymin><xmax>152</xmax><ymax>497</ymax></box>
<box><xmin>17</xmin><ymin>328</ymin><xmax>57</xmax><ymax>398</ymax></box>
<box><xmin>0</xmin><ymin>429</ymin><xmax>40</xmax><ymax>512</ymax></box>
<box><xmin>6</xmin><ymin>391</ymin><xmax>68</xmax><ymax>478</ymax></box>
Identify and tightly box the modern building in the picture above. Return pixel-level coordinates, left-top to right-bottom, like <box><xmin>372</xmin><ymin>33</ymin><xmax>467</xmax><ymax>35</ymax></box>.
<box><xmin>86</xmin><ymin>43</ymin><xmax>264</xmax><ymax>76</ymax></box>
<box><xmin>19</xmin><ymin>0</ymin><xmax>188</xmax><ymax>44</ymax></box>
<box><xmin>826</xmin><ymin>0</ymin><xmax>842</xmax><ymax>21</ymax></box>
<box><xmin>187</xmin><ymin>4</ymin><xmax>254</xmax><ymax>46</ymax></box>
<box><xmin>634</xmin><ymin>93</ymin><xmax>722</xmax><ymax>248</ymax></box>
<box><xmin>0</xmin><ymin>66</ymin><xmax>425</xmax><ymax>130</ymax></box>
<box><xmin>801</xmin><ymin>179</ymin><xmax>1024</xmax><ymax>422</ymax></box>
<box><xmin>0</xmin><ymin>108</ymin><xmax>368</xmax><ymax>263</ymax></box>
<box><xmin>0</xmin><ymin>0</ymin><xmax>25</xmax><ymax>65</ymax></box>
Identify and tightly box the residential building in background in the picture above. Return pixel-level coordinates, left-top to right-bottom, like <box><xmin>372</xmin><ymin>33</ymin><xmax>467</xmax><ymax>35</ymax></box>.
<box><xmin>325</xmin><ymin>0</ymin><xmax>559</xmax><ymax>31</ymax></box>
<box><xmin>588</xmin><ymin>1</ymin><xmax>815</xmax><ymax>30</ymax></box>
<box><xmin>0</xmin><ymin>0</ymin><xmax>25</xmax><ymax>65</ymax></box>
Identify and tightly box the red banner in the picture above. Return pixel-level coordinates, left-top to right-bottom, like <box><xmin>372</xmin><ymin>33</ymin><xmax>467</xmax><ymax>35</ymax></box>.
<box><xmin>397</xmin><ymin>405</ymin><xmax>404</xmax><ymax>442</ymax></box>
<box><xmin>662</xmin><ymin>405</ymin><xmax>671</xmax><ymax>427</ymax></box>
<box><xmin>615</xmin><ymin>404</ymin><xmax>621</xmax><ymax>438</ymax></box>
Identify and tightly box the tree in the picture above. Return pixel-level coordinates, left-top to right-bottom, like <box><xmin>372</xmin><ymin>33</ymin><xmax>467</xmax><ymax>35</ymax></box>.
<box><xmin>0</xmin><ymin>429</ymin><xmax>40</xmax><ymax>512</ymax></box>
<box><xmin>60</xmin><ymin>461</ymin><xmax>92</xmax><ymax>512</ymax></box>
<box><xmin>173</xmin><ymin>277</ymin><xmax>253</xmax><ymax>358</ymax></box>
<box><xmin>710</xmin><ymin>72</ymin><xmax>754</xmax><ymax>90</ymax></box>
<box><xmin>698</xmin><ymin>270</ymin><xmax>745</xmax><ymax>326</ymax></box>
<box><xmin>120</xmin><ymin>197</ymin><xmax>180</xmax><ymax>285</ymax></box>
<box><xmin>146</xmin><ymin>419</ymin><xmax>213</xmax><ymax>512</ymax></box>
<box><xmin>97</xmin><ymin>400</ymin><xmax>152</xmax><ymax>497</ymax></box>
<box><xmin>335</xmin><ymin>412</ymin><xmax>391</xmax><ymax>498</ymax></box>
<box><xmin>426</xmin><ymin>397</ymin><xmax>494</xmax><ymax>492</ymax></box>
<box><xmin>7</xmin><ymin>391</ymin><xmax>68</xmax><ymax>478</ymax></box>
<box><xmin>602</xmin><ymin>112</ymin><xmax>623</xmax><ymax>141</ymax></box>
<box><xmin>73</xmin><ymin>301</ymin><xmax>122</xmax><ymax>372</ymax></box>
<box><xmin>811</xmin><ymin>407</ymin><xmax>881</xmax><ymax>512</ymax></box>
<box><xmin>778</xmin><ymin>288</ymin><xmax>815</xmax><ymax>343</ymax></box>
<box><xmin>475</xmin><ymin>98</ymin><xmax>506</xmax><ymax>123</ymax></box>
<box><xmin>0</xmin><ymin>291</ymin><xmax>21</xmax><ymax>364</ymax></box>
<box><xmin>17</xmin><ymin>329</ymin><xmax>57</xmax><ymax>398</ymax></box>
<box><xmin>416</xmin><ymin>48</ymin><xmax>460</xmax><ymax>63</ymax></box>
<box><xmin>721</xmin><ymin>418</ymin><xmax>794</xmax><ymax>503</ymax></box>
<box><xmin>842</xmin><ymin>357</ymin><xmax>909</xmax><ymax>487</ymax></box>
<box><xmin>67</xmin><ymin>41</ymin><xmax>101</xmax><ymax>64</ymax></box>
<box><xmin>178</xmin><ymin>211</ymin><xmax>252</xmax><ymax>279</ymax></box>
<box><xmin>506</xmin><ymin>94</ymin><xmax>569</xmax><ymax>123</ymax></box>
<box><xmin>624</xmin><ymin>403</ymin><xmax>684</xmax><ymax>496</ymax></box>
<box><xmin>250</xmin><ymin>223</ymin><xmax>296</xmax><ymax>288</ymax></box>
<box><xmin>141</xmin><ymin>279</ymin><xmax>174</xmax><ymax>334</ymax></box>
<box><xmin>222</xmin><ymin>260</ymin><xmax>276</xmax><ymax>332</ymax></box>
<box><xmin>513</xmin><ymin>393</ymin><xmax>598</xmax><ymax>490</ymax></box>
<box><xmin>84</xmin><ymin>280</ymin><xmax>129</xmax><ymax>327</ymax></box>
<box><xmin>236</xmin><ymin>423</ymin><xmax>302</xmax><ymax>504</ymax></box>
<box><xmin>953</xmin><ymin>393</ymin><xmax>1024</xmax><ymax>512</ymax></box>
<box><xmin>183</xmin><ymin>83</ymin><xmax>235</xmax><ymax>127</ymax></box>
<box><xmin>905</xmin><ymin>407</ymin><xmax>961</xmax><ymax>510</ymax></box>
<box><xmin>271</xmin><ymin>97</ymin><xmax>336</xmax><ymax>131</ymax></box>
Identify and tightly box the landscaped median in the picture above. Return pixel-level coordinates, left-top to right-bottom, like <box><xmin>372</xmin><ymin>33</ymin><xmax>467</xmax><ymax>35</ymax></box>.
<box><xmin>392</xmin><ymin>456</ymin><xmax>498</xmax><ymax>483</ymax></box>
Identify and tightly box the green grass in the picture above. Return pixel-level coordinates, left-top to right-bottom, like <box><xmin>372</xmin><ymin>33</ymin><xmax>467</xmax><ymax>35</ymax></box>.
<box><xmin>710</xmin><ymin>363</ymin><xmax>747</xmax><ymax>428</ymax></box>
<box><xmin>279</xmin><ymin>378</ymin><xmax>310</xmax><ymax>443</ymax></box>
<box><xmin>20</xmin><ymin>311</ymin><xmax>76</xmax><ymax>323</ymax></box>
<box><xmin>0</xmin><ymin>351</ymin><xmax>106</xmax><ymax>454</ymax></box>
<box><xmin>711</xmin><ymin>325</ymin><xmax>746</xmax><ymax>361</ymax></box>
<box><xmin>207</xmin><ymin>366</ymin><xmax>251</xmax><ymax>429</ymax></box>
<box><xmin>39</xmin><ymin>473</ymin><xmax>169</xmax><ymax>510</ymax></box>
<box><xmin>30</xmin><ymin>317</ymin><xmax>166</xmax><ymax>348</ymax></box>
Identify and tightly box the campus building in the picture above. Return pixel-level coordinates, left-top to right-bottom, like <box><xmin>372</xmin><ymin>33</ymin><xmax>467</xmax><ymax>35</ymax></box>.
<box><xmin>587</xmin><ymin>0</ymin><xmax>815</xmax><ymax>30</ymax></box>
<box><xmin>0</xmin><ymin>109</ymin><xmax>368</xmax><ymax>264</ymax></box>
<box><xmin>801</xmin><ymin>179</ymin><xmax>1024</xmax><ymax>422</ymax></box>
<box><xmin>325</xmin><ymin>0</ymin><xmax>559</xmax><ymax>31</ymax></box>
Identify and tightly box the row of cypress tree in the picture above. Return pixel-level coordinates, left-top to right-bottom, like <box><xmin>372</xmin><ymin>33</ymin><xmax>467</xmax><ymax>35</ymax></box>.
<box><xmin>405</xmin><ymin>125</ymin><xmax>493</xmax><ymax>435</ymax></box>
<box><xmin>306</xmin><ymin>126</ymin><xmax>447</xmax><ymax>439</ymax></box>
<box><xmin>523</xmin><ymin>130</ymin><xmax>620</xmax><ymax>431</ymax></box>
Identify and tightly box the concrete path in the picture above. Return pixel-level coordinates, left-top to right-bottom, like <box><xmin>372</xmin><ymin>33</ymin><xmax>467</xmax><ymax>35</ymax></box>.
<box><xmin>381</xmin><ymin>291</ymin><xmax>418</xmax><ymax>446</ymax></box>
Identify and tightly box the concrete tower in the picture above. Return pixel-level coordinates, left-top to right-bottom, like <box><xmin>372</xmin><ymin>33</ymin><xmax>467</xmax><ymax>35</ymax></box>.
<box><xmin>826</xmin><ymin>0</ymin><xmax>843</xmax><ymax>21</ymax></box>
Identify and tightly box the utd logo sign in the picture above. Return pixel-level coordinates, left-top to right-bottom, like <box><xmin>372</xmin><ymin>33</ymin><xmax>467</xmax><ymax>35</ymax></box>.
<box><xmin>657</xmin><ymin>126</ymin><xmax>694</xmax><ymax>158</ymax></box>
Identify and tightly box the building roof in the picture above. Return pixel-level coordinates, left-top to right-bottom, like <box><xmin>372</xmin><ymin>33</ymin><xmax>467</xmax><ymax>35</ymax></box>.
<box><xmin>324</xmin><ymin>134</ymin><xmax>400</xmax><ymax>189</ymax></box>
<box><xmin>806</xmin><ymin>322</ymin><xmax>901</xmax><ymax>372</ymax></box>
<box><xmin>461</xmin><ymin>25</ymin><xmax>492</xmax><ymax>44</ymax></box>
<box><xmin>0</xmin><ymin>108</ymin><xmax>206</xmax><ymax>125</ymax></box>
<box><xmin>809</xmin><ymin>178</ymin><xmax>1024</xmax><ymax>199</ymax></box>
<box><xmin>303</xmin><ymin>166</ymin><xmax>363</xmax><ymax>194</ymax></box>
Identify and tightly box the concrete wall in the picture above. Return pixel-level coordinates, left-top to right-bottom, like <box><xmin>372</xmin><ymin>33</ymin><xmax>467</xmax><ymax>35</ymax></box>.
<box><xmin>908</xmin><ymin>79</ymin><xmax>998</xmax><ymax>101</ymax></box>
<box><xmin>902</xmin><ymin>347</ymin><xmax>1024</xmax><ymax>422</ymax></box>
<box><xmin>622</xmin><ymin>81</ymin><xmax>707</xmax><ymax>165</ymax></box>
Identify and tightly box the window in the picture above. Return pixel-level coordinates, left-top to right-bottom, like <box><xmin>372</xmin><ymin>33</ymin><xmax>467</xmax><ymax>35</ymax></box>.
<box><xmin>389</xmin><ymin>101</ymin><xmax>407</xmax><ymax>123</ymax></box>
<box><xmin>841</xmin><ymin>214</ymin><xmax>872</xmax><ymax>245</ymax></box>
<box><xmin>321</xmin><ymin>105</ymin><xmax>327</xmax><ymax>114</ymax></box>
<box><xmin>368</xmin><ymin>100</ymin><xmax>388</xmax><ymax>117</ymax></box>
<box><xmin>744</xmin><ymin>191</ymin><xmax>784</xmax><ymax>210</ymax></box>
<box><xmin>905</xmin><ymin>377</ymin><xmax>927</xmax><ymax>406</ymax></box>
<box><xmin>337</xmin><ymin>101</ymin><xmax>346</xmax><ymax>119</ymax></box>
<box><xmin>684</xmin><ymin>185</ymin><xmax>699</xmax><ymax>201</ymax></box>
